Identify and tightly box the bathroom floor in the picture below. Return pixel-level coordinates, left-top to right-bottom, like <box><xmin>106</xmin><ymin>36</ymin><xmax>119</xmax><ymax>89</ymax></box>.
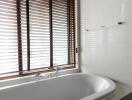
<box><xmin>120</xmin><ymin>92</ymin><xmax>132</xmax><ymax>100</ymax></box>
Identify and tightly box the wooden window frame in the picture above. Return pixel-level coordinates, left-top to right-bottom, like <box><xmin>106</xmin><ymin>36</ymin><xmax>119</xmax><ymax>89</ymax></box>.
<box><xmin>0</xmin><ymin>0</ymin><xmax>77</xmax><ymax>80</ymax></box>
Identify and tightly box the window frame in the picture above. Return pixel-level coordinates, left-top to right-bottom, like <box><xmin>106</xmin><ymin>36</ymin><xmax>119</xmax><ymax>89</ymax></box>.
<box><xmin>0</xmin><ymin>0</ymin><xmax>78</xmax><ymax>80</ymax></box>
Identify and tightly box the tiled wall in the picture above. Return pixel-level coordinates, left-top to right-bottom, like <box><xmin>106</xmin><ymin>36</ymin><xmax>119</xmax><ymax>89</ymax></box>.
<box><xmin>80</xmin><ymin>0</ymin><xmax>132</xmax><ymax>99</ymax></box>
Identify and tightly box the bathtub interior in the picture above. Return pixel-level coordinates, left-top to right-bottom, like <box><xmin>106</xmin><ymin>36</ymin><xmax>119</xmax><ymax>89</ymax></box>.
<box><xmin>0</xmin><ymin>74</ymin><xmax>112</xmax><ymax>100</ymax></box>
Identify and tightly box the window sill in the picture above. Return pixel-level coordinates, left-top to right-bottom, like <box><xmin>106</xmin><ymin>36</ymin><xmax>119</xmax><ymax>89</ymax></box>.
<box><xmin>0</xmin><ymin>67</ymin><xmax>79</xmax><ymax>89</ymax></box>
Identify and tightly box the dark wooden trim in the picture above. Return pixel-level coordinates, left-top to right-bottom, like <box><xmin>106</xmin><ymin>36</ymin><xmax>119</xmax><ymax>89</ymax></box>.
<box><xmin>0</xmin><ymin>63</ymin><xmax>74</xmax><ymax>76</ymax></box>
<box><xmin>67</xmin><ymin>0</ymin><xmax>70</xmax><ymax>64</ymax></box>
<box><xmin>0</xmin><ymin>75</ymin><xmax>21</xmax><ymax>81</ymax></box>
<box><xmin>49</xmin><ymin>0</ymin><xmax>53</xmax><ymax>68</ymax></box>
<box><xmin>26</xmin><ymin>0</ymin><xmax>31</xmax><ymax>71</ymax></box>
<box><xmin>68</xmin><ymin>0</ymin><xmax>76</xmax><ymax>65</ymax></box>
<box><xmin>16</xmin><ymin>0</ymin><xmax>23</xmax><ymax>75</ymax></box>
<box><xmin>73</xmin><ymin>0</ymin><xmax>76</xmax><ymax>66</ymax></box>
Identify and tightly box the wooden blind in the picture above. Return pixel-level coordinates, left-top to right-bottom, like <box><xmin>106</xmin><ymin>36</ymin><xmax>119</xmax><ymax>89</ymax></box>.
<box><xmin>52</xmin><ymin>0</ymin><xmax>76</xmax><ymax>66</ymax></box>
<box><xmin>20</xmin><ymin>0</ymin><xmax>75</xmax><ymax>72</ymax></box>
<box><xmin>21</xmin><ymin>0</ymin><xmax>27</xmax><ymax>71</ymax></box>
<box><xmin>21</xmin><ymin>0</ymin><xmax>50</xmax><ymax>71</ymax></box>
<box><xmin>0</xmin><ymin>0</ymin><xmax>76</xmax><ymax>78</ymax></box>
<box><xmin>52</xmin><ymin>0</ymin><xmax>69</xmax><ymax>65</ymax></box>
<box><xmin>29</xmin><ymin>0</ymin><xmax>50</xmax><ymax>69</ymax></box>
<box><xmin>0</xmin><ymin>0</ymin><xmax>19</xmax><ymax>75</ymax></box>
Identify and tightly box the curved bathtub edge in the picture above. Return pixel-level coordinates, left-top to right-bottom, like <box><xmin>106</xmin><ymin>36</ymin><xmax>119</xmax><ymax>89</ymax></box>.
<box><xmin>80</xmin><ymin>74</ymin><xmax>116</xmax><ymax>100</ymax></box>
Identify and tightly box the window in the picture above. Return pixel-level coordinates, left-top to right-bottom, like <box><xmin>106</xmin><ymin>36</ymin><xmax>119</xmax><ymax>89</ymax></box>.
<box><xmin>0</xmin><ymin>0</ymin><xmax>76</xmax><ymax>79</ymax></box>
<box><xmin>21</xmin><ymin>0</ymin><xmax>50</xmax><ymax>70</ymax></box>
<box><xmin>0</xmin><ymin>0</ymin><xmax>19</xmax><ymax>76</ymax></box>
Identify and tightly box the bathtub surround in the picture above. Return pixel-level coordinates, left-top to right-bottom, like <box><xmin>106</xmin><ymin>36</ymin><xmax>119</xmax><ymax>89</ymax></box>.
<box><xmin>80</xmin><ymin>0</ymin><xmax>132</xmax><ymax>99</ymax></box>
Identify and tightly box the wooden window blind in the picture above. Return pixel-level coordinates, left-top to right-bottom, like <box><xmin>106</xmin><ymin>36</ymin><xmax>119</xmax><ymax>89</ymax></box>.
<box><xmin>21</xmin><ymin>0</ymin><xmax>27</xmax><ymax>71</ymax></box>
<box><xmin>29</xmin><ymin>0</ymin><xmax>50</xmax><ymax>69</ymax></box>
<box><xmin>21</xmin><ymin>0</ymin><xmax>50</xmax><ymax>71</ymax></box>
<box><xmin>0</xmin><ymin>0</ymin><xmax>19</xmax><ymax>76</ymax></box>
<box><xmin>0</xmin><ymin>0</ymin><xmax>76</xmax><ymax>78</ymax></box>
<box><xmin>52</xmin><ymin>0</ymin><xmax>76</xmax><ymax>67</ymax></box>
<box><xmin>52</xmin><ymin>0</ymin><xmax>69</xmax><ymax>65</ymax></box>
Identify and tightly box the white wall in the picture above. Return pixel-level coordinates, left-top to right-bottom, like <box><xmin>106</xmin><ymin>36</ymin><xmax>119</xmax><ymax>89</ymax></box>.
<box><xmin>80</xmin><ymin>0</ymin><xmax>132</xmax><ymax>99</ymax></box>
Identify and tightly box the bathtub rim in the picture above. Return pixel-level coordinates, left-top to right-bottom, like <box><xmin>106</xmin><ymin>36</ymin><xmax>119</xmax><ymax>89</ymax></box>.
<box><xmin>59</xmin><ymin>73</ymin><xmax>116</xmax><ymax>100</ymax></box>
<box><xmin>0</xmin><ymin>73</ymin><xmax>116</xmax><ymax>100</ymax></box>
<box><xmin>78</xmin><ymin>73</ymin><xmax>116</xmax><ymax>100</ymax></box>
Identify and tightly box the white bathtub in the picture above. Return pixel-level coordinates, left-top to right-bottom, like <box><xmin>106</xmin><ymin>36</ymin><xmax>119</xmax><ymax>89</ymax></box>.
<box><xmin>0</xmin><ymin>73</ymin><xmax>116</xmax><ymax>100</ymax></box>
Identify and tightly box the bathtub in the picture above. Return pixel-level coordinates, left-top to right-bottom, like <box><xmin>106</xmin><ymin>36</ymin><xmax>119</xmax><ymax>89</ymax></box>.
<box><xmin>0</xmin><ymin>73</ymin><xmax>116</xmax><ymax>100</ymax></box>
